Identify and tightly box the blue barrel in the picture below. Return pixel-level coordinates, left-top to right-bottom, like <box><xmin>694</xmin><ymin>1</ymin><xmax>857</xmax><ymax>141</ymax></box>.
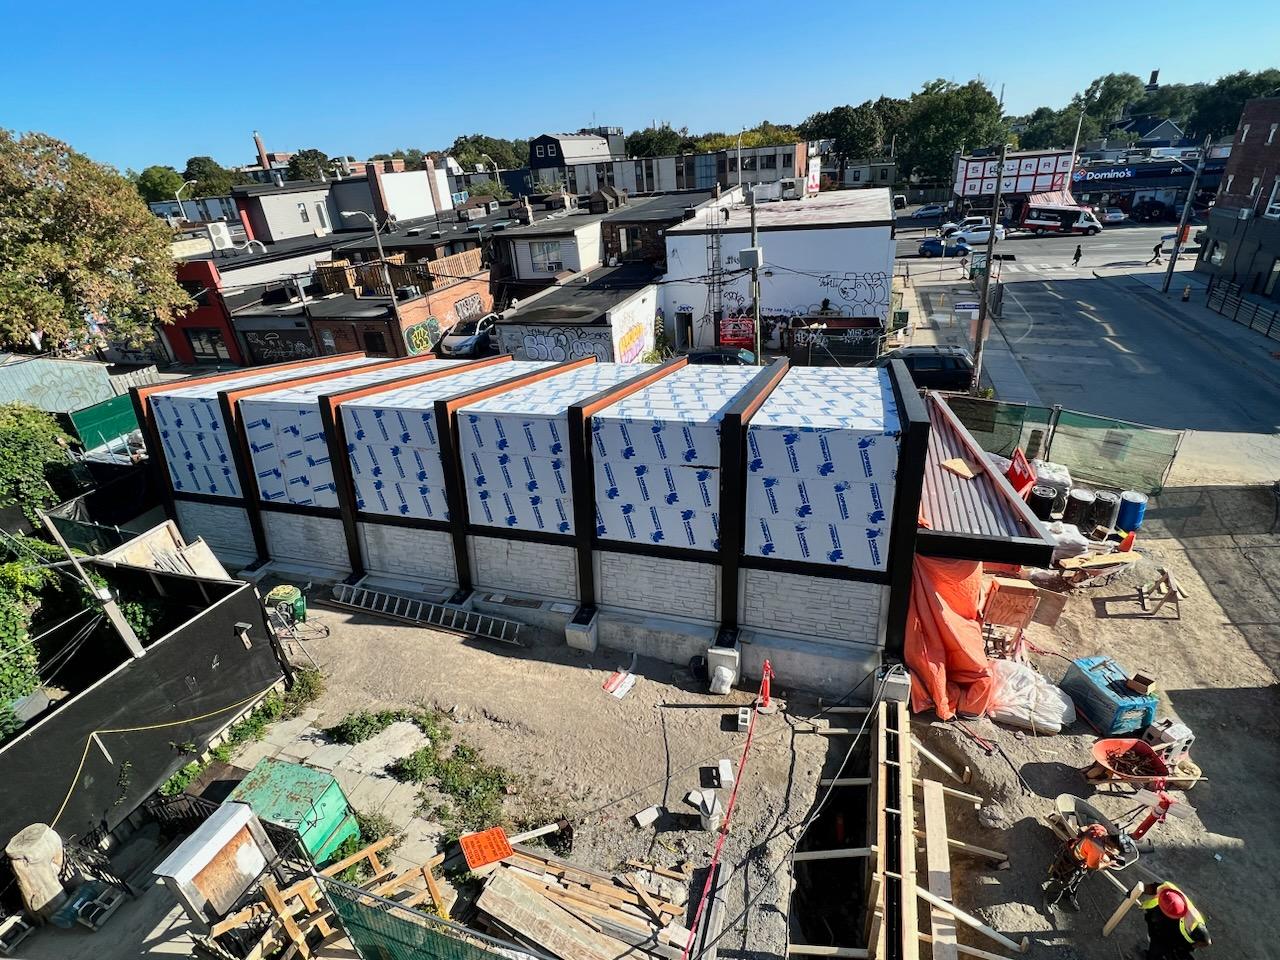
<box><xmin>1117</xmin><ymin>491</ymin><xmax>1149</xmax><ymax>531</ymax></box>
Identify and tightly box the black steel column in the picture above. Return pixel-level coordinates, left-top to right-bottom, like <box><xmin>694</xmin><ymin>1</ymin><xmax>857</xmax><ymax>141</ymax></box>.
<box><xmin>882</xmin><ymin>360</ymin><xmax>931</xmax><ymax>661</ymax></box>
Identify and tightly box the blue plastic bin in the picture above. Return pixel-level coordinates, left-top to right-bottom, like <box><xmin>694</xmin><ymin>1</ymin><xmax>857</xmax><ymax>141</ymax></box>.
<box><xmin>1059</xmin><ymin>656</ymin><xmax>1157</xmax><ymax>735</ymax></box>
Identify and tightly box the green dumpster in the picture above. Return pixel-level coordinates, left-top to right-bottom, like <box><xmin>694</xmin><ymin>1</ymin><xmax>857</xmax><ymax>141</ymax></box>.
<box><xmin>228</xmin><ymin>757</ymin><xmax>358</xmax><ymax>866</ymax></box>
<box><xmin>266</xmin><ymin>584</ymin><xmax>306</xmax><ymax>623</ymax></box>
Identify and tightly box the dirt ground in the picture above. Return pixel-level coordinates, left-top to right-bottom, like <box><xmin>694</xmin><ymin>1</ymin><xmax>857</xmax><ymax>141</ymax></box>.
<box><xmin>292</xmin><ymin>606</ymin><xmax>849</xmax><ymax>958</ymax></box>
<box><xmin>914</xmin><ymin>481</ymin><xmax>1280</xmax><ymax>960</ymax></box>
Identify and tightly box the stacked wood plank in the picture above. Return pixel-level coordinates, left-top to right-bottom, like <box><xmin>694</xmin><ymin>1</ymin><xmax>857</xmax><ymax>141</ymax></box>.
<box><xmin>475</xmin><ymin>845</ymin><xmax>692</xmax><ymax>960</ymax></box>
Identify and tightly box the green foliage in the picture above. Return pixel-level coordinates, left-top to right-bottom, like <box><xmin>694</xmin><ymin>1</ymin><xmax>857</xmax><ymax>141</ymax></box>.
<box><xmin>182</xmin><ymin>156</ymin><xmax>248</xmax><ymax>196</ymax></box>
<box><xmin>391</xmin><ymin>738</ymin><xmax>513</xmax><ymax>832</ymax></box>
<box><xmin>1018</xmin><ymin>105</ymin><xmax>1101</xmax><ymax>151</ymax></box>
<box><xmin>369</xmin><ymin>148</ymin><xmax>426</xmax><ymax>169</ymax></box>
<box><xmin>1082</xmin><ymin>73</ymin><xmax>1147</xmax><ymax>123</ymax></box>
<box><xmin>899</xmin><ymin>79</ymin><xmax>1007</xmax><ymax>181</ymax></box>
<box><xmin>692</xmin><ymin>121</ymin><xmax>798</xmax><ymax>153</ymax></box>
<box><xmin>0</xmin><ymin>404</ymin><xmax>72</xmax><ymax>521</ymax></box>
<box><xmin>134</xmin><ymin>165</ymin><xmax>185</xmax><ymax>203</ymax></box>
<box><xmin>467</xmin><ymin>178</ymin><xmax>511</xmax><ymax>201</ymax></box>
<box><xmin>157</xmin><ymin>669</ymin><xmax>325</xmax><ymax>796</ymax></box>
<box><xmin>625</xmin><ymin>126</ymin><xmax>689</xmax><ymax>157</ymax></box>
<box><xmin>448</xmin><ymin>135</ymin><xmax>529</xmax><ymax>172</ymax></box>
<box><xmin>800</xmin><ymin>104</ymin><xmax>884</xmax><ymax>163</ymax></box>
<box><xmin>0</xmin><ymin>130</ymin><xmax>192</xmax><ymax>347</ymax></box>
<box><xmin>333</xmin><ymin>809</ymin><xmax>403</xmax><ymax>882</ymax></box>
<box><xmin>326</xmin><ymin>706</ymin><xmax>448</xmax><ymax>745</ymax></box>
<box><xmin>287</xmin><ymin>148</ymin><xmax>336</xmax><ymax>181</ymax></box>
<box><xmin>1187</xmin><ymin>69</ymin><xmax>1280</xmax><ymax>139</ymax></box>
<box><xmin>118</xmin><ymin>595</ymin><xmax>166</xmax><ymax>643</ymax></box>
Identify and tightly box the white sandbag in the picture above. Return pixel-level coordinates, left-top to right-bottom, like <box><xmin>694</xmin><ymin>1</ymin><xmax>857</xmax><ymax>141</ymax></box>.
<box><xmin>986</xmin><ymin>659</ymin><xmax>1074</xmax><ymax>734</ymax></box>
<box><xmin>709</xmin><ymin>665</ymin><xmax>734</xmax><ymax>695</ymax></box>
<box><xmin>1046</xmin><ymin>521</ymin><xmax>1090</xmax><ymax>563</ymax></box>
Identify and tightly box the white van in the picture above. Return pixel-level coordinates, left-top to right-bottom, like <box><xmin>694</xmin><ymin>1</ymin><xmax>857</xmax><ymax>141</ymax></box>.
<box><xmin>1021</xmin><ymin>205</ymin><xmax>1103</xmax><ymax>236</ymax></box>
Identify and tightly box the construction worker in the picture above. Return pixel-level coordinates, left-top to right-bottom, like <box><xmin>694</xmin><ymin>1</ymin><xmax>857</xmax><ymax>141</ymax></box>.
<box><xmin>1044</xmin><ymin>823</ymin><xmax>1114</xmax><ymax>911</ymax></box>
<box><xmin>1140</xmin><ymin>882</ymin><xmax>1210</xmax><ymax>959</ymax></box>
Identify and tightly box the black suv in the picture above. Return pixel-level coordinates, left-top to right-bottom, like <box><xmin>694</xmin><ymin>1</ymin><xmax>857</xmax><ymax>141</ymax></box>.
<box><xmin>872</xmin><ymin>346</ymin><xmax>974</xmax><ymax>391</ymax></box>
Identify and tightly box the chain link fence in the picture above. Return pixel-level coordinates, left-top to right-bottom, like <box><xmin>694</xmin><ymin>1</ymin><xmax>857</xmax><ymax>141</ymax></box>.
<box><xmin>945</xmin><ymin>396</ymin><xmax>1183</xmax><ymax>494</ymax></box>
<box><xmin>318</xmin><ymin>875</ymin><xmax>546</xmax><ymax>960</ymax></box>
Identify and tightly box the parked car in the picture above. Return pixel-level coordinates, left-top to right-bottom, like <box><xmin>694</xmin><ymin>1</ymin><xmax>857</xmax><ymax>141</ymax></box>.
<box><xmin>917</xmin><ymin>237</ymin><xmax>971</xmax><ymax>258</ymax></box>
<box><xmin>437</xmin><ymin>314</ymin><xmax>497</xmax><ymax>357</ymax></box>
<box><xmin>872</xmin><ymin>346</ymin><xmax>975</xmax><ymax>392</ymax></box>
<box><xmin>687</xmin><ymin>347</ymin><xmax>756</xmax><ymax>365</ymax></box>
<box><xmin>941</xmin><ymin>215</ymin><xmax>989</xmax><ymax>237</ymax></box>
<box><xmin>952</xmin><ymin>224</ymin><xmax>1006</xmax><ymax>245</ymax></box>
<box><xmin>911</xmin><ymin>204</ymin><xmax>946</xmax><ymax>220</ymax></box>
<box><xmin>1101</xmin><ymin>208</ymin><xmax>1127</xmax><ymax>224</ymax></box>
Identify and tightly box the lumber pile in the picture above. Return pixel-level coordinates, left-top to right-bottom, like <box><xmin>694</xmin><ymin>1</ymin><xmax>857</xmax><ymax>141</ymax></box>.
<box><xmin>475</xmin><ymin>845</ymin><xmax>693</xmax><ymax>960</ymax></box>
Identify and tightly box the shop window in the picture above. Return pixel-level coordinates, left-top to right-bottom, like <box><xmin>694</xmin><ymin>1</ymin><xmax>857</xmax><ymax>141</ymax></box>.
<box><xmin>362</xmin><ymin>330</ymin><xmax>389</xmax><ymax>355</ymax></box>
<box><xmin>185</xmin><ymin>328</ymin><xmax>231</xmax><ymax>362</ymax></box>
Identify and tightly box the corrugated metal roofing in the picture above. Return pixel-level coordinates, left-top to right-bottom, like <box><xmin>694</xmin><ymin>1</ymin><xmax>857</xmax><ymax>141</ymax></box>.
<box><xmin>919</xmin><ymin>394</ymin><xmax>1053</xmax><ymax>559</ymax></box>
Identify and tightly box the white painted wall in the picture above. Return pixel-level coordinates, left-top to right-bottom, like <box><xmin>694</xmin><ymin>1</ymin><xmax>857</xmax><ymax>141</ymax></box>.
<box><xmin>662</xmin><ymin>219</ymin><xmax>895</xmax><ymax>348</ymax></box>
<box><xmin>219</xmin><ymin>250</ymin><xmax>336</xmax><ymax>287</ymax></box>
<box><xmin>511</xmin><ymin>222</ymin><xmax>601</xmax><ymax>279</ymax></box>
<box><xmin>381</xmin><ymin>170</ymin><xmax>436</xmax><ymax>221</ymax></box>
<box><xmin>574</xmin><ymin>221</ymin><xmax>603</xmax><ymax>271</ymax></box>
<box><xmin>253</xmin><ymin>189</ymin><xmax>333</xmax><ymax>242</ymax></box>
<box><xmin>606</xmin><ymin>285</ymin><xmax>658</xmax><ymax>363</ymax></box>
<box><xmin>431</xmin><ymin>168</ymin><xmax>454</xmax><ymax>212</ymax></box>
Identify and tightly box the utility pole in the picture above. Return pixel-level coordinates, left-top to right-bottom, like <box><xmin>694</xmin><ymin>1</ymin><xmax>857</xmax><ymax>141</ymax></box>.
<box><xmin>1162</xmin><ymin>134</ymin><xmax>1212</xmax><ymax>294</ymax></box>
<box><xmin>750</xmin><ymin>190</ymin><xmax>762</xmax><ymax>365</ymax></box>
<box><xmin>970</xmin><ymin>143</ymin><xmax>1008</xmax><ymax>395</ymax></box>
<box><xmin>37</xmin><ymin>510</ymin><xmax>145</xmax><ymax>658</ymax></box>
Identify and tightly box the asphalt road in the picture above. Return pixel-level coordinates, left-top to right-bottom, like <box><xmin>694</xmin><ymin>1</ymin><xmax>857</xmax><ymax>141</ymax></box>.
<box><xmin>895</xmin><ymin>221</ymin><xmax>1188</xmax><ymax>276</ymax></box>
<box><xmin>989</xmin><ymin>272</ymin><xmax>1280</xmax><ymax>435</ymax></box>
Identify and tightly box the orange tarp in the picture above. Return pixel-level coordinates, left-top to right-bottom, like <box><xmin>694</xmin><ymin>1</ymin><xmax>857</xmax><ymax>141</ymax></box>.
<box><xmin>905</xmin><ymin>555</ymin><xmax>995</xmax><ymax>719</ymax></box>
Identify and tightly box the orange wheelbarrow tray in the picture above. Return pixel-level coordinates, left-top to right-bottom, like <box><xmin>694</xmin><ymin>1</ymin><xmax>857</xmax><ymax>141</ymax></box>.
<box><xmin>1083</xmin><ymin>738</ymin><xmax>1169</xmax><ymax>784</ymax></box>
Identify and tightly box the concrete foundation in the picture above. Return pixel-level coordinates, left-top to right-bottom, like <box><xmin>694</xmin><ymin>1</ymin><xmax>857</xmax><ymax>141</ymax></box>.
<box><xmin>596</xmin><ymin>609</ymin><xmax>716</xmax><ymax>665</ymax></box>
<box><xmin>469</xmin><ymin>536</ymin><xmax>577</xmax><ymax>602</ymax></box>
<box><xmin>174</xmin><ymin>500</ymin><xmax>255</xmax><ymax>567</ymax></box>
<box><xmin>262</xmin><ymin>512</ymin><xmax>349</xmax><ymax>575</ymax></box>
<box><xmin>739</xmin><ymin>629</ymin><xmax>880</xmax><ymax>701</ymax></box>
<box><xmin>359</xmin><ymin>523</ymin><xmax>457</xmax><ymax>589</ymax></box>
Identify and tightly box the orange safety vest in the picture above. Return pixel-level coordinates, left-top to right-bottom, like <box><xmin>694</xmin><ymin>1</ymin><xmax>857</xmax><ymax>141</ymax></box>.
<box><xmin>1140</xmin><ymin>882</ymin><xmax>1206</xmax><ymax>944</ymax></box>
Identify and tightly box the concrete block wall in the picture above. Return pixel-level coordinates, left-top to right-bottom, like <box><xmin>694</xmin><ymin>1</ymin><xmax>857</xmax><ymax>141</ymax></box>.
<box><xmin>597</xmin><ymin>551</ymin><xmax>719</xmax><ymax>623</ymax></box>
<box><xmin>740</xmin><ymin>568</ymin><xmax>887</xmax><ymax>646</ymax></box>
<box><xmin>174</xmin><ymin>500</ymin><xmax>255</xmax><ymax>567</ymax></box>
<box><xmin>360</xmin><ymin>523</ymin><xmax>457</xmax><ymax>588</ymax></box>
<box><xmin>739</xmin><ymin>630</ymin><xmax>881</xmax><ymax>701</ymax></box>
<box><xmin>262</xmin><ymin>512</ymin><xmax>349</xmax><ymax>574</ymax></box>
<box><xmin>469</xmin><ymin>536</ymin><xmax>577</xmax><ymax>602</ymax></box>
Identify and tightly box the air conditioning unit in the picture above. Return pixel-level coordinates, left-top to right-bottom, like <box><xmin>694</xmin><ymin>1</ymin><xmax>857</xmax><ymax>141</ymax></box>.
<box><xmin>207</xmin><ymin>222</ymin><xmax>234</xmax><ymax>251</ymax></box>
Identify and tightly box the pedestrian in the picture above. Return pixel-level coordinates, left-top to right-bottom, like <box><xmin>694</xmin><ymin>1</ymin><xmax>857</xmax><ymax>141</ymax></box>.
<box><xmin>1072</xmin><ymin>244</ymin><xmax>1082</xmax><ymax>267</ymax></box>
<box><xmin>1139</xmin><ymin>882</ymin><xmax>1210</xmax><ymax>959</ymax></box>
<box><xmin>1148</xmin><ymin>242</ymin><xmax>1164</xmax><ymax>266</ymax></box>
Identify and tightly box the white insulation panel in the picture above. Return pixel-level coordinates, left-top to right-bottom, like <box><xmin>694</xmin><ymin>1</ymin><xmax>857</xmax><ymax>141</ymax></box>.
<box><xmin>150</xmin><ymin>356</ymin><xmax>371</xmax><ymax>498</ymax></box>
<box><xmin>459</xmin><ymin>363</ymin><xmax>652</xmax><ymax>534</ymax></box>
<box><xmin>592</xmin><ymin>366</ymin><xmax>757</xmax><ymax>551</ymax></box>
<box><xmin>238</xmin><ymin>359</ymin><xmax>448</xmax><ymax>507</ymax></box>
<box><xmin>744</xmin><ymin>367</ymin><xmax>901</xmax><ymax>571</ymax></box>
<box><xmin>341</xmin><ymin>361</ymin><xmax>552</xmax><ymax>520</ymax></box>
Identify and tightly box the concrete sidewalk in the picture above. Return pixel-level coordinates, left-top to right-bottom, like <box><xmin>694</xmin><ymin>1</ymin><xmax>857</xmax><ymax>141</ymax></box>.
<box><xmin>899</xmin><ymin>271</ymin><xmax>1042</xmax><ymax>404</ymax></box>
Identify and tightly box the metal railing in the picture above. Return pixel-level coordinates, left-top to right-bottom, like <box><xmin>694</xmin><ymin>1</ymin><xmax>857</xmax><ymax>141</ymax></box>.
<box><xmin>1206</xmin><ymin>275</ymin><xmax>1280</xmax><ymax>342</ymax></box>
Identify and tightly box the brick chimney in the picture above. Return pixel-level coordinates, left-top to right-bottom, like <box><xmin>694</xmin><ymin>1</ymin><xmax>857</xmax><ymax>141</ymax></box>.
<box><xmin>253</xmin><ymin>130</ymin><xmax>270</xmax><ymax>171</ymax></box>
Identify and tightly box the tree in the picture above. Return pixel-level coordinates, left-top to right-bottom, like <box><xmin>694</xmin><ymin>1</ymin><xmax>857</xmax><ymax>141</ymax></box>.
<box><xmin>1018</xmin><ymin>105</ymin><xmax>1101</xmax><ymax>150</ymax></box>
<box><xmin>370</xmin><ymin>148</ymin><xmax>427</xmax><ymax>169</ymax></box>
<box><xmin>626</xmin><ymin>126</ymin><xmax>686</xmax><ymax>157</ymax></box>
<box><xmin>1132</xmin><ymin>83</ymin><xmax>1205</xmax><ymax>125</ymax></box>
<box><xmin>899</xmin><ymin>80</ymin><xmax>1006</xmax><ymax>180</ymax></box>
<box><xmin>183</xmin><ymin>155</ymin><xmax>246</xmax><ymax>196</ymax></box>
<box><xmin>468</xmin><ymin>178</ymin><xmax>511</xmax><ymax>200</ymax></box>
<box><xmin>1187</xmin><ymin>69</ymin><xmax>1280</xmax><ymax>139</ymax></box>
<box><xmin>0</xmin><ymin>130</ymin><xmax>191</xmax><ymax>348</ymax></box>
<box><xmin>0</xmin><ymin>403</ymin><xmax>72</xmax><ymax>520</ymax></box>
<box><xmin>134</xmin><ymin>164</ymin><xmax>184</xmax><ymax>203</ymax></box>
<box><xmin>1082</xmin><ymin>72</ymin><xmax>1146</xmax><ymax>122</ymax></box>
<box><xmin>870</xmin><ymin>96</ymin><xmax>910</xmax><ymax>145</ymax></box>
<box><xmin>287</xmin><ymin>148</ymin><xmax>336</xmax><ymax>181</ymax></box>
<box><xmin>448</xmin><ymin>135</ymin><xmax>528</xmax><ymax>172</ymax></box>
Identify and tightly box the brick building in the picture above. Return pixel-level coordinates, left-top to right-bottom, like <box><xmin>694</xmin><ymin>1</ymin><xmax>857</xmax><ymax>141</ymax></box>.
<box><xmin>1198</xmin><ymin>97</ymin><xmax>1280</xmax><ymax>301</ymax></box>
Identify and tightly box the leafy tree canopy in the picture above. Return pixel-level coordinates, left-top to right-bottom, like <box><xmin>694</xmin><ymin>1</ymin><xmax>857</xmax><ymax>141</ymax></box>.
<box><xmin>286</xmin><ymin>148</ymin><xmax>337</xmax><ymax>181</ymax></box>
<box><xmin>134</xmin><ymin>164</ymin><xmax>184</xmax><ymax>203</ymax></box>
<box><xmin>625</xmin><ymin>126</ymin><xmax>689</xmax><ymax>157</ymax></box>
<box><xmin>1186</xmin><ymin>69</ymin><xmax>1280</xmax><ymax>139</ymax></box>
<box><xmin>898</xmin><ymin>79</ymin><xmax>1006</xmax><ymax>180</ymax></box>
<box><xmin>0</xmin><ymin>131</ymin><xmax>191</xmax><ymax>348</ymax></box>
<box><xmin>369</xmin><ymin>148</ymin><xmax>427</xmax><ymax>169</ymax></box>
<box><xmin>182</xmin><ymin>155</ymin><xmax>247</xmax><ymax>196</ymax></box>
<box><xmin>447</xmin><ymin>135</ymin><xmax>529</xmax><ymax>172</ymax></box>
<box><xmin>799</xmin><ymin>104</ymin><xmax>884</xmax><ymax>161</ymax></box>
<box><xmin>467</xmin><ymin>178</ymin><xmax>511</xmax><ymax>200</ymax></box>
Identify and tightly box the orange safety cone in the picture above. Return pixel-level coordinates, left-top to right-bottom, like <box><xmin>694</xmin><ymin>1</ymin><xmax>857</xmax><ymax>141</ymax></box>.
<box><xmin>1118</xmin><ymin>530</ymin><xmax>1136</xmax><ymax>552</ymax></box>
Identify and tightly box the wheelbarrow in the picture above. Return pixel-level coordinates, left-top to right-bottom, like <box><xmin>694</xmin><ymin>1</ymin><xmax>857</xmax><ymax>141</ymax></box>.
<box><xmin>1083</xmin><ymin>738</ymin><xmax>1169</xmax><ymax>786</ymax></box>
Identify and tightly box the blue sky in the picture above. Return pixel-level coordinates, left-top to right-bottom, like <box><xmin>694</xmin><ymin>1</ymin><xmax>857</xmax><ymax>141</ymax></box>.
<box><xmin>1</xmin><ymin>0</ymin><xmax>1273</xmax><ymax>172</ymax></box>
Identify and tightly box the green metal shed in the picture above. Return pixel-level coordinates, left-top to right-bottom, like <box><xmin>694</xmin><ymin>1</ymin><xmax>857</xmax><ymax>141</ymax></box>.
<box><xmin>227</xmin><ymin>757</ymin><xmax>358</xmax><ymax>866</ymax></box>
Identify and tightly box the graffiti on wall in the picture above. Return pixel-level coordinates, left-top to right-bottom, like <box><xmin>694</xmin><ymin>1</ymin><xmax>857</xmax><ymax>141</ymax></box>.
<box><xmin>816</xmin><ymin>271</ymin><xmax>890</xmax><ymax>315</ymax></box>
<box><xmin>719</xmin><ymin>315</ymin><xmax>754</xmax><ymax>347</ymax></box>
<box><xmin>454</xmin><ymin>293</ymin><xmax>486</xmax><ymax>323</ymax></box>
<box><xmin>609</xmin><ymin>294</ymin><xmax>656</xmax><ymax>364</ymax></box>
<box><xmin>403</xmin><ymin>317</ymin><xmax>441</xmax><ymax>356</ymax></box>
<box><xmin>497</xmin><ymin>324</ymin><xmax>612</xmax><ymax>362</ymax></box>
<box><xmin>243</xmin><ymin>330</ymin><xmax>316</xmax><ymax>363</ymax></box>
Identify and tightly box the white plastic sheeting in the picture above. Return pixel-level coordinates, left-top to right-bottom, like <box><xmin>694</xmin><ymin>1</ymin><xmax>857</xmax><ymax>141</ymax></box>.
<box><xmin>987</xmin><ymin>659</ymin><xmax>1075</xmax><ymax>734</ymax></box>
<box><xmin>744</xmin><ymin>367</ymin><xmax>900</xmax><ymax>571</ymax></box>
<box><xmin>150</xmin><ymin>356</ymin><xmax>372</xmax><ymax>498</ymax></box>
<box><xmin>238</xmin><ymin>359</ymin><xmax>446</xmax><ymax>508</ymax></box>
<box><xmin>459</xmin><ymin>363</ymin><xmax>652</xmax><ymax>534</ymax></box>
<box><xmin>592</xmin><ymin>367</ymin><xmax>758</xmax><ymax>551</ymax></box>
<box><xmin>340</xmin><ymin>362</ymin><xmax>552</xmax><ymax>520</ymax></box>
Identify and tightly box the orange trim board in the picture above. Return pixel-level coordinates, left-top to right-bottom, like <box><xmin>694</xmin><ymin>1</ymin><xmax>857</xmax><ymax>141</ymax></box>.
<box><xmin>439</xmin><ymin>356</ymin><xmax>597</xmax><ymax>415</ymax></box>
<box><xmin>318</xmin><ymin>355</ymin><xmax>513</xmax><ymax>415</ymax></box>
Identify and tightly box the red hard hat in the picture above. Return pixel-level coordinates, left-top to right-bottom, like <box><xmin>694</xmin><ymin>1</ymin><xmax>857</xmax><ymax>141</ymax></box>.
<box><xmin>1158</xmin><ymin>889</ymin><xmax>1188</xmax><ymax>919</ymax></box>
<box><xmin>1085</xmin><ymin>823</ymin><xmax>1107</xmax><ymax>838</ymax></box>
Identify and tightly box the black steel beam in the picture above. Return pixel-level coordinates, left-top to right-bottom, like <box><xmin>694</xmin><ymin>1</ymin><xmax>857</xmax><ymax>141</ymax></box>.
<box><xmin>882</xmin><ymin>360</ymin><xmax>931</xmax><ymax>661</ymax></box>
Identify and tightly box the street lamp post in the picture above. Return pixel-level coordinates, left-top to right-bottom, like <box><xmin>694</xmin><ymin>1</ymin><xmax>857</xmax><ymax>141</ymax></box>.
<box><xmin>342</xmin><ymin>210</ymin><xmax>402</xmax><ymax>345</ymax></box>
<box><xmin>1162</xmin><ymin>135</ymin><xmax>1213</xmax><ymax>294</ymax></box>
<box><xmin>175</xmin><ymin>179</ymin><xmax>197</xmax><ymax>223</ymax></box>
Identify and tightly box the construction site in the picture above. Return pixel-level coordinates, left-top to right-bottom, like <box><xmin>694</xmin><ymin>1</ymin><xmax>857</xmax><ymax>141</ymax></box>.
<box><xmin>0</xmin><ymin>349</ymin><xmax>1273</xmax><ymax>960</ymax></box>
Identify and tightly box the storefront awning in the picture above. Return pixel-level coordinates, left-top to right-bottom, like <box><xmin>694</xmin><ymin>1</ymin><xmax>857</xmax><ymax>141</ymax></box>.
<box><xmin>1027</xmin><ymin>189</ymin><xmax>1082</xmax><ymax>207</ymax></box>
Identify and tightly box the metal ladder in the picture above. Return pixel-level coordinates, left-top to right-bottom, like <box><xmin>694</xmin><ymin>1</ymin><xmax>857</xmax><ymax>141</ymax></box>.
<box><xmin>330</xmin><ymin>582</ymin><xmax>523</xmax><ymax>646</ymax></box>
